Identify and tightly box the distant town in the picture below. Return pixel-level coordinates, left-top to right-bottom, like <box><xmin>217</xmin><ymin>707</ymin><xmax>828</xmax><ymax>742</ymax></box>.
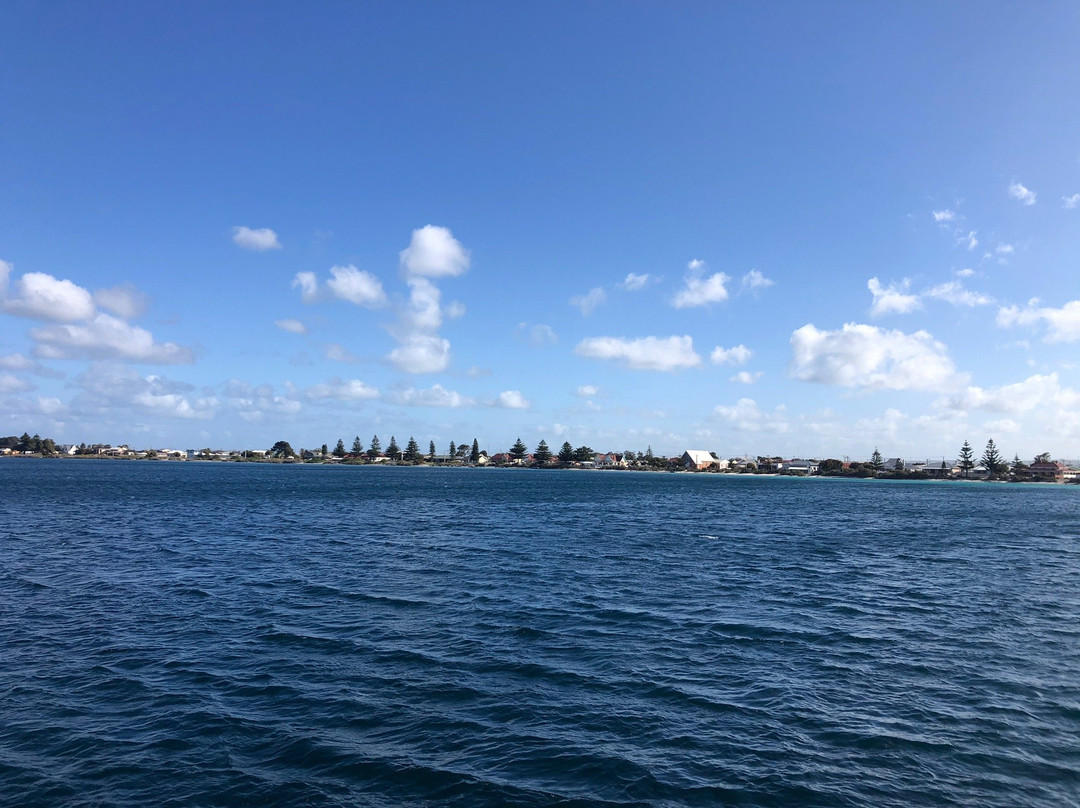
<box><xmin>3</xmin><ymin>431</ymin><xmax>1077</xmax><ymax>484</ymax></box>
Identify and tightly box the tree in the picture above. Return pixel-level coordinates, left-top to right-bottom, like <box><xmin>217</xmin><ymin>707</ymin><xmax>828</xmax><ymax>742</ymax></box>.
<box><xmin>893</xmin><ymin>457</ymin><xmax>905</xmax><ymax>472</ymax></box>
<box><xmin>982</xmin><ymin>438</ymin><xmax>1003</xmax><ymax>476</ymax></box>
<box><xmin>404</xmin><ymin>436</ymin><xmax>420</xmax><ymax>462</ymax></box>
<box><xmin>367</xmin><ymin>435</ymin><xmax>382</xmax><ymax>460</ymax></box>
<box><xmin>333</xmin><ymin>439</ymin><xmax>346</xmax><ymax>458</ymax></box>
<box><xmin>510</xmin><ymin>437</ymin><xmax>528</xmax><ymax>462</ymax></box>
<box><xmin>644</xmin><ymin>445</ymin><xmax>654</xmax><ymax>462</ymax></box>
<box><xmin>1034</xmin><ymin>451</ymin><xmax>1051</xmax><ymax>464</ymax></box>
<box><xmin>818</xmin><ymin>458</ymin><xmax>843</xmax><ymax>475</ymax></box>
<box><xmin>1011</xmin><ymin>453</ymin><xmax>1028</xmax><ymax>477</ymax></box>
<box><xmin>470</xmin><ymin>438</ymin><xmax>480</xmax><ymax>463</ymax></box>
<box><xmin>624</xmin><ymin>450</ymin><xmax>636</xmax><ymax>463</ymax></box>
<box><xmin>534</xmin><ymin>439</ymin><xmax>552</xmax><ymax>465</ymax></box>
<box><xmin>268</xmin><ymin>440</ymin><xmax>295</xmax><ymax>458</ymax></box>
<box><xmin>449</xmin><ymin>440</ymin><xmax>456</xmax><ymax>459</ymax></box>
<box><xmin>352</xmin><ymin>436</ymin><xmax>363</xmax><ymax>455</ymax></box>
<box><xmin>958</xmin><ymin>441</ymin><xmax>974</xmax><ymax>478</ymax></box>
<box><xmin>558</xmin><ymin>441</ymin><xmax>574</xmax><ymax>463</ymax></box>
<box><xmin>573</xmin><ymin>445</ymin><xmax>595</xmax><ymax>463</ymax></box>
<box><xmin>387</xmin><ymin>435</ymin><xmax>401</xmax><ymax>460</ymax></box>
<box><xmin>870</xmin><ymin>449</ymin><xmax>883</xmax><ymax>473</ymax></box>
<box><xmin>428</xmin><ymin>440</ymin><xmax>436</xmax><ymax>461</ymax></box>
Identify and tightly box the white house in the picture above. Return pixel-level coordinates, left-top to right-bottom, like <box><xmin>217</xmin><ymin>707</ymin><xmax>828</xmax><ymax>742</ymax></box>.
<box><xmin>681</xmin><ymin>450</ymin><xmax>719</xmax><ymax>470</ymax></box>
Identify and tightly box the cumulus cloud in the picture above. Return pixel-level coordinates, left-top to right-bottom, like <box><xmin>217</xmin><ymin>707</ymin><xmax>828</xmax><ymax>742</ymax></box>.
<box><xmin>275</xmin><ymin>318</ymin><xmax>307</xmax><ymax>334</ymax></box>
<box><xmin>575</xmin><ymin>335</ymin><xmax>702</xmax><ymax>371</ymax></box>
<box><xmin>789</xmin><ymin>322</ymin><xmax>962</xmax><ymax>392</ymax></box>
<box><xmin>997</xmin><ymin>299</ymin><xmax>1080</xmax><ymax>343</ymax></box>
<box><xmin>399</xmin><ymin>225</ymin><xmax>470</xmax><ymax>279</ymax></box>
<box><xmin>232</xmin><ymin>226</ymin><xmax>281</xmax><ymax>251</ymax></box>
<box><xmin>388</xmin><ymin>334</ymin><xmax>451</xmax><ymax>373</ymax></box>
<box><xmin>868</xmin><ymin>277</ymin><xmax>922</xmax><ymax>316</ymax></box>
<box><xmin>93</xmin><ymin>284</ymin><xmax>150</xmax><ymax>319</ymax></box>
<box><xmin>730</xmin><ymin>371</ymin><xmax>763</xmax><ymax>384</ymax></box>
<box><xmin>672</xmin><ymin>261</ymin><xmax>730</xmax><ymax>308</ymax></box>
<box><xmin>391</xmin><ymin>383</ymin><xmax>472</xmax><ymax>408</ymax></box>
<box><xmin>741</xmin><ymin>270</ymin><xmax>774</xmax><ymax>291</ymax></box>
<box><xmin>1008</xmin><ymin>181</ymin><xmax>1036</xmax><ymax>206</ymax></box>
<box><xmin>496</xmin><ymin>390</ymin><xmax>530</xmax><ymax>409</ymax></box>
<box><xmin>305</xmin><ymin>377</ymin><xmax>380</xmax><ymax>401</ymax></box>
<box><xmin>710</xmin><ymin>344</ymin><xmax>752</xmax><ymax>366</ymax></box>
<box><xmin>30</xmin><ymin>314</ymin><xmax>195</xmax><ymax>364</ymax></box>
<box><xmin>0</xmin><ymin>373</ymin><xmax>35</xmax><ymax>394</ymax></box>
<box><xmin>292</xmin><ymin>271</ymin><xmax>319</xmax><ymax>303</ymax></box>
<box><xmin>1063</xmin><ymin>193</ymin><xmax>1080</xmax><ymax>209</ymax></box>
<box><xmin>0</xmin><ymin>353</ymin><xmax>63</xmax><ymax>378</ymax></box>
<box><xmin>77</xmin><ymin>363</ymin><xmax>216</xmax><ymax>420</ymax></box>
<box><xmin>713</xmin><ymin>398</ymin><xmax>789</xmax><ymax>433</ymax></box>
<box><xmin>518</xmin><ymin>322</ymin><xmax>557</xmax><ymax>345</ymax></box>
<box><xmin>621</xmin><ymin>273</ymin><xmax>651</xmax><ymax>291</ymax></box>
<box><xmin>221</xmin><ymin>379</ymin><xmax>302</xmax><ymax>421</ymax></box>
<box><xmin>0</xmin><ymin>259</ymin><xmax>10</xmax><ymax>295</ymax></box>
<box><xmin>924</xmin><ymin>282</ymin><xmax>993</xmax><ymax>307</ymax></box>
<box><xmin>576</xmin><ymin>385</ymin><xmax>599</xmax><ymax>397</ymax></box>
<box><xmin>932</xmin><ymin>209</ymin><xmax>956</xmax><ymax>223</ymax></box>
<box><xmin>570</xmin><ymin>287</ymin><xmax>606</xmax><ymax>315</ymax></box>
<box><xmin>945</xmin><ymin>373</ymin><xmax>1080</xmax><ymax>415</ymax></box>
<box><xmin>2</xmin><ymin>271</ymin><xmax>97</xmax><ymax>321</ymax></box>
<box><xmin>327</xmin><ymin>265</ymin><xmax>387</xmax><ymax>308</ymax></box>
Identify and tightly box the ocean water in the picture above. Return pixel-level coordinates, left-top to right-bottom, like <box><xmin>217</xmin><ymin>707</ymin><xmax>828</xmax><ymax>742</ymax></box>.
<box><xmin>1</xmin><ymin>461</ymin><xmax>1078</xmax><ymax>807</ymax></box>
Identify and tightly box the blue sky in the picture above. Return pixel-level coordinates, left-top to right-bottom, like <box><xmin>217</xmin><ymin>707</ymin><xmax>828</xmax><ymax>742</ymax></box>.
<box><xmin>2</xmin><ymin>2</ymin><xmax>1080</xmax><ymax>459</ymax></box>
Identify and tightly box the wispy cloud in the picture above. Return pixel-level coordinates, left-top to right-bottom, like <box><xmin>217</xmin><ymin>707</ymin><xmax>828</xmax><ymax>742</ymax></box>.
<box><xmin>570</xmin><ymin>287</ymin><xmax>607</xmax><ymax>316</ymax></box>
<box><xmin>741</xmin><ymin>269</ymin><xmax>774</xmax><ymax>291</ymax></box>
<box><xmin>275</xmin><ymin>318</ymin><xmax>307</xmax><ymax>334</ymax></box>
<box><xmin>575</xmin><ymin>335</ymin><xmax>702</xmax><ymax>371</ymax></box>
<box><xmin>232</xmin><ymin>226</ymin><xmax>281</xmax><ymax>251</ymax></box>
<box><xmin>1063</xmin><ymin>193</ymin><xmax>1080</xmax><ymax>209</ymax></box>
<box><xmin>1008</xmin><ymin>181</ymin><xmax>1036</xmax><ymax>206</ymax></box>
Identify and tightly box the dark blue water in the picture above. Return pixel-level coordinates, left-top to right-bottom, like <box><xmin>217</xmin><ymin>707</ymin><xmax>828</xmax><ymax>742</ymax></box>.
<box><xmin>1</xmin><ymin>462</ymin><xmax>1078</xmax><ymax>807</ymax></box>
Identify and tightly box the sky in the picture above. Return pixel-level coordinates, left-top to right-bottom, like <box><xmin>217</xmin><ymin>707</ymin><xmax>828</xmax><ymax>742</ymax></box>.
<box><xmin>2</xmin><ymin>2</ymin><xmax>1080</xmax><ymax>459</ymax></box>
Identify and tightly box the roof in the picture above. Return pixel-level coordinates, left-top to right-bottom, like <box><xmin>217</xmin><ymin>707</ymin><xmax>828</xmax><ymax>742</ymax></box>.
<box><xmin>682</xmin><ymin>450</ymin><xmax>716</xmax><ymax>464</ymax></box>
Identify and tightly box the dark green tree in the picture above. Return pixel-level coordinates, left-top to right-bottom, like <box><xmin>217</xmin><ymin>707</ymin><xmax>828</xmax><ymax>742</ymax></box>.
<box><xmin>624</xmin><ymin>450</ymin><xmax>636</xmax><ymax>463</ymax></box>
<box><xmin>404</xmin><ymin>436</ymin><xmax>420</xmax><ymax>462</ymax></box>
<box><xmin>870</xmin><ymin>449</ymin><xmax>883</xmax><ymax>472</ymax></box>
<box><xmin>428</xmin><ymin>440</ymin><xmax>436</xmax><ymax>461</ymax></box>
<box><xmin>17</xmin><ymin>432</ymin><xmax>31</xmax><ymax>452</ymax></box>
<box><xmin>893</xmin><ymin>457</ymin><xmax>905</xmax><ymax>472</ymax></box>
<box><xmin>982</xmin><ymin>438</ymin><xmax>1003</xmax><ymax>476</ymax></box>
<box><xmin>1034</xmin><ymin>451</ymin><xmax>1051</xmax><ymax>464</ymax></box>
<box><xmin>1011</xmin><ymin>453</ymin><xmax>1028</xmax><ymax>476</ymax></box>
<box><xmin>644</xmin><ymin>445</ymin><xmax>654</xmax><ymax>462</ymax></box>
<box><xmin>387</xmin><ymin>435</ymin><xmax>401</xmax><ymax>460</ymax></box>
<box><xmin>268</xmin><ymin>440</ymin><xmax>295</xmax><ymax>458</ymax></box>
<box><xmin>558</xmin><ymin>441</ymin><xmax>574</xmax><ymax>463</ymax></box>
<box><xmin>333</xmin><ymin>438</ymin><xmax>346</xmax><ymax>458</ymax></box>
<box><xmin>958</xmin><ymin>440</ymin><xmax>974</xmax><ymax>477</ymax></box>
<box><xmin>352</xmin><ymin>436</ymin><xmax>363</xmax><ymax>455</ymax></box>
<box><xmin>367</xmin><ymin>435</ymin><xmax>382</xmax><ymax>460</ymax></box>
<box><xmin>510</xmin><ymin>437</ymin><xmax>528</xmax><ymax>461</ymax></box>
<box><xmin>818</xmin><ymin>458</ymin><xmax>843</xmax><ymax>474</ymax></box>
<box><xmin>534</xmin><ymin>439</ymin><xmax>552</xmax><ymax>465</ymax></box>
<box><xmin>573</xmin><ymin>445</ymin><xmax>595</xmax><ymax>463</ymax></box>
<box><xmin>320</xmin><ymin>443</ymin><xmax>329</xmax><ymax>458</ymax></box>
<box><xmin>449</xmin><ymin>440</ymin><xmax>456</xmax><ymax>459</ymax></box>
<box><xmin>470</xmin><ymin>438</ymin><xmax>480</xmax><ymax>463</ymax></box>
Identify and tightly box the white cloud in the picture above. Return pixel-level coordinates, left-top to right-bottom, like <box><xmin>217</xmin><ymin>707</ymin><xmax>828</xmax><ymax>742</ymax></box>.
<box><xmin>221</xmin><ymin>379</ymin><xmax>302</xmax><ymax>421</ymax></box>
<box><xmin>570</xmin><ymin>287</ymin><xmax>606</xmax><ymax>315</ymax></box>
<box><xmin>575</xmin><ymin>335</ymin><xmax>702</xmax><ymax>371</ymax></box>
<box><xmin>292</xmin><ymin>271</ymin><xmax>319</xmax><ymax>303</ymax></box>
<box><xmin>687</xmin><ymin>259</ymin><xmax>705</xmax><ymax>270</ymax></box>
<box><xmin>621</xmin><ymin>273</ymin><xmax>650</xmax><ymax>291</ymax></box>
<box><xmin>957</xmin><ymin>231</ymin><xmax>978</xmax><ymax>251</ymax></box>
<box><xmin>1008</xmin><ymin>181</ymin><xmax>1036</xmax><ymax>206</ymax></box>
<box><xmin>0</xmin><ymin>259</ymin><xmax>10</xmax><ymax>295</ymax></box>
<box><xmin>710</xmin><ymin>344</ymin><xmax>752</xmax><ymax>366</ymax></box>
<box><xmin>576</xmin><ymin>385</ymin><xmax>599</xmax><ymax>397</ymax></box>
<box><xmin>496</xmin><ymin>390</ymin><xmax>530</xmax><ymax>409</ymax></box>
<box><xmin>30</xmin><ymin>313</ymin><xmax>194</xmax><ymax>364</ymax></box>
<box><xmin>388</xmin><ymin>334</ymin><xmax>451</xmax><ymax>373</ymax></box>
<box><xmin>518</xmin><ymin>322</ymin><xmax>557</xmax><ymax>345</ymax></box>
<box><xmin>133</xmin><ymin>391</ymin><xmax>216</xmax><ymax>420</ymax></box>
<box><xmin>305</xmin><ymin>377</ymin><xmax>380</xmax><ymax>401</ymax></box>
<box><xmin>996</xmin><ymin>243</ymin><xmax>1014</xmax><ymax>256</ymax></box>
<box><xmin>92</xmin><ymin>284</ymin><xmax>150</xmax><ymax>319</ymax></box>
<box><xmin>324</xmin><ymin>343</ymin><xmax>360</xmax><ymax>364</ymax></box>
<box><xmin>868</xmin><ymin>277</ymin><xmax>922</xmax><ymax>316</ymax></box>
<box><xmin>326</xmin><ymin>265</ymin><xmax>387</xmax><ymax>308</ymax></box>
<box><xmin>945</xmin><ymin>373</ymin><xmax>1080</xmax><ymax>416</ymax></box>
<box><xmin>956</xmin><ymin>268</ymin><xmax>976</xmax><ymax>278</ymax></box>
<box><xmin>741</xmin><ymin>269</ymin><xmax>774</xmax><ymax>291</ymax></box>
<box><xmin>391</xmin><ymin>383</ymin><xmax>472</xmax><ymax>408</ymax></box>
<box><xmin>730</xmin><ymin>371</ymin><xmax>763</xmax><ymax>384</ymax></box>
<box><xmin>932</xmin><ymin>209</ymin><xmax>956</xmax><ymax>223</ymax></box>
<box><xmin>713</xmin><ymin>398</ymin><xmax>789</xmax><ymax>433</ymax></box>
<box><xmin>1063</xmin><ymin>194</ymin><xmax>1080</xmax><ymax>209</ymax></box>
<box><xmin>77</xmin><ymin>364</ymin><xmax>215</xmax><ymax>420</ymax></box>
<box><xmin>924</xmin><ymin>281</ymin><xmax>993</xmax><ymax>307</ymax></box>
<box><xmin>672</xmin><ymin>269</ymin><xmax>730</xmax><ymax>308</ymax></box>
<box><xmin>399</xmin><ymin>225</ymin><xmax>470</xmax><ymax>279</ymax></box>
<box><xmin>997</xmin><ymin>299</ymin><xmax>1080</xmax><ymax>343</ymax></box>
<box><xmin>275</xmin><ymin>318</ymin><xmax>307</xmax><ymax>334</ymax></box>
<box><xmin>232</xmin><ymin>226</ymin><xmax>281</xmax><ymax>251</ymax></box>
<box><xmin>2</xmin><ymin>272</ymin><xmax>97</xmax><ymax>322</ymax></box>
<box><xmin>0</xmin><ymin>373</ymin><xmax>34</xmax><ymax>394</ymax></box>
<box><xmin>445</xmin><ymin>301</ymin><xmax>466</xmax><ymax>319</ymax></box>
<box><xmin>0</xmin><ymin>353</ymin><xmax>64</xmax><ymax>378</ymax></box>
<box><xmin>789</xmin><ymin>322</ymin><xmax>962</xmax><ymax>392</ymax></box>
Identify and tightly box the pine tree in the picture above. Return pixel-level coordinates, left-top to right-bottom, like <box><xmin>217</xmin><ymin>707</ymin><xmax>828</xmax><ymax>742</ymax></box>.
<box><xmin>1011</xmin><ymin>453</ymin><xmax>1027</xmax><ymax>476</ymax></box>
<box><xmin>428</xmin><ymin>440</ymin><xmax>436</xmax><ymax>461</ymax></box>
<box><xmin>470</xmin><ymin>438</ymin><xmax>480</xmax><ymax>463</ymax></box>
<box><xmin>333</xmin><ymin>438</ymin><xmax>346</xmax><ymax>458</ymax></box>
<box><xmin>510</xmin><ymin>437</ymin><xmax>528</xmax><ymax>461</ymax></box>
<box><xmin>449</xmin><ymin>440</ymin><xmax>456</xmax><ymax>459</ymax></box>
<box><xmin>982</xmin><ymin>438</ymin><xmax>1003</xmax><ymax>476</ymax></box>
<box><xmin>558</xmin><ymin>441</ymin><xmax>574</xmax><ymax>463</ymax></box>
<box><xmin>644</xmin><ymin>445</ymin><xmax>654</xmax><ymax>462</ymax></box>
<box><xmin>870</xmin><ymin>448</ymin><xmax>883</xmax><ymax>472</ymax></box>
<box><xmin>573</xmin><ymin>445</ymin><xmax>595</xmax><ymax>463</ymax></box>
<box><xmin>352</xmin><ymin>436</ymin><xmax>363</xmax><ymax>455</ymax></box>
<box><xmin>321</xmin><ymin>444</ymin><xmax>328</xmax><ymax>457</ymax></box>
<box><xmin>387</xmin><ymin>435</ymin><xmax>401</xmax><ymax>460</ymax></box>
<box><xmin>405</xmin><ymin>436</ymin><xmax>420</xmax><ymax>462</ymax></box>
<box><xmin>367</xmin><ymin>435</ymin><xmax>381</xmax><ymax>460</ymax></box>
<box><xmin>534</xmin><ymin>439</ymin><xmax>552</xmax><ymax>465</ymax></box>
<box><xmin>958</xmin><ymin>440</ymin><xmax>974</xmax><ymax>477</ymax></box>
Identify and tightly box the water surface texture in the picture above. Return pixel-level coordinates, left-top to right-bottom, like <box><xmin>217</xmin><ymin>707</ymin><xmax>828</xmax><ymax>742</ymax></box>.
<box><xmin>2</xmin><ymin>462</ymin><xmax>1078</xmax><ymax>807</ymax></box>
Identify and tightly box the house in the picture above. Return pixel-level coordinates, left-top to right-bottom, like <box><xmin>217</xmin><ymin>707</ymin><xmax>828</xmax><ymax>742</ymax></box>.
<box><xmin>681</xmin><ymin>450</ymin><xmax>718</xmax><ymax>470</ymax></box>
<box><xmin>783</xmin><ymin>459</ymin><xmax>819</xmax><ymax>475</ymax></box>
<box><xmin>1027</xmin><ymin>461</ymin><xmax>1068</xmax><ymax>481</ymax></box>
<box><xmin>595</xmin><ymin>452</ymin><xmax>627</xmax><ymax>468</ymax></box>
